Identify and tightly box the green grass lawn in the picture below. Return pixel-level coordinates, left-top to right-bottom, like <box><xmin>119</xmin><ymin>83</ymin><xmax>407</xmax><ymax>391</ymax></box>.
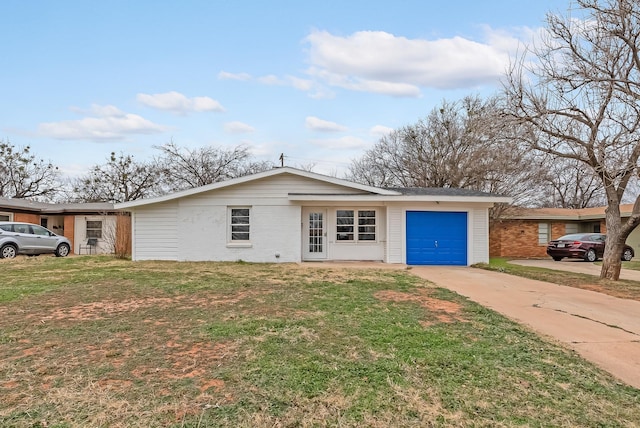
<box><xmin>478</xmin><ymin>258</ymin><xmax>640</xmax><ymax>301</ymax></box>
<box><xmin>1</xmin><ymin>256</ymin><xmax>638</xmax><ymax>427</ymax></box>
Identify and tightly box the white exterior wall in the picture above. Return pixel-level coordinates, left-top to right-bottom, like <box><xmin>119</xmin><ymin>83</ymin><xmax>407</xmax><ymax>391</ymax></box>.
<box><xmin>176</xmin><ymin>202</ymin><xmax>301</xmax><ymax>262</ymax></box>
<box><xmin>130</xmin><ymin>173</ymin><xmax>367</xmax><ymax>262</ymax></box>
<box><xmin>73</xmin><ymin>215</ymin><xmax>118</xmax><ymax>255</ymax></box>
<box><xmin>132</xmin><ymin>201</ymin><xmax>179</xmax><ymax>260</ymax></box>
<box><xmin>470</xmin><ymin>207</ymin><xmax>490</xmax><ymax>264</ymax></box>
<box><xmin>385</xmin><ymin>202</ymin><xmax>493</xmax><ymax>266</ymax></box>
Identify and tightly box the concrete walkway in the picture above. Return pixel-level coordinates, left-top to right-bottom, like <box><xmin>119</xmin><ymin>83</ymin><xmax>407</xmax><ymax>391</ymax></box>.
<box><xmin>509</xmin><ymin>259</ymin><xmax>640</xmax><ymax>281</ymax></box>
<box><xmin>410</xmin><ymin>266</ymin><xmax>640</xmax><ymax>389</ymax></box>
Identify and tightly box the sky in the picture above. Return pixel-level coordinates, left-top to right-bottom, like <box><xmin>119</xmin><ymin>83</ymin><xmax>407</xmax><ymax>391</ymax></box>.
<box><xmin>1</xmin><ymin>0</ymin><xmax>570</xmax><ymax>178</ymax></box>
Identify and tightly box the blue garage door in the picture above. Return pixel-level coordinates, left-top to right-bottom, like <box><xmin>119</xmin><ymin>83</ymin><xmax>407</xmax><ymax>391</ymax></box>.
<box><xmin>406</xmin><ymin>211</ymin><xmax>468</xmax><ymax>265</ymax></box>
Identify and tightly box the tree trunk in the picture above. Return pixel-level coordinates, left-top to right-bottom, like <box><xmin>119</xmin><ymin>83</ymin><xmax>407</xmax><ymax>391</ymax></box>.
<box><xmin>600</xmin><ymin>204</ymin><xmax>623</xmax><ymax>280</ymax></box>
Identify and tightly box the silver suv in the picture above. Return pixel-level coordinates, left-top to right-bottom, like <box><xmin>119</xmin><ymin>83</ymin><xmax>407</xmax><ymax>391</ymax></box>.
<box><xmin>0</xmin><ymin>221</ymin><xmax>71</xmax><ymax>259</ymax></box>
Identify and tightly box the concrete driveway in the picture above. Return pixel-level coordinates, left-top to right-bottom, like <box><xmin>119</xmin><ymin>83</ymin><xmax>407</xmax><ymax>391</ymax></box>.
<box><xmin>410</xmin><ymin>266</ymin><xmax>640</xmax><ymax>389</ymax></box>
<box><xmin>509</xmin><ymin>259</ymin><xmax>640</xmax><ymax>281</ymax></box>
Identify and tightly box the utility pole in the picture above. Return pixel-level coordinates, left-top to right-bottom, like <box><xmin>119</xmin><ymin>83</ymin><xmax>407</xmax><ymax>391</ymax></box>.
<box><xmin>279</xmin><ymin>153</ymin><xmax>284</xmax><ymax>167</ymax></box>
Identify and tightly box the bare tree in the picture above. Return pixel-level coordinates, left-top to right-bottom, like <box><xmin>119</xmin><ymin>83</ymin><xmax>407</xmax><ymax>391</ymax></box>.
<box><xmin>349</xmin><ymin>95</ymin><xmax>549</xmax><ymax>214</ymax></box>
<box><xmin>503</xmin><ymin>0</ymin><xmax>640</xmax><ymax>280</ymax></box>
<box><xmin>154</xmin><ymin>142</ymin><xmax>273</xmax><ymax>191</ymax></box>
<box><xmin>72</xmin><ymin>152</ymin><xmax>163</xmax><ymax>203</ymax></box>
<box><xmin>0</xmin><ymin>140</ymin><xmax>60</xmax><ymax>200</ymax></box>
<box><xmin>540</xmin><ymin>158</ymin><xmax>606</xmax><ymax>208</ymax></box>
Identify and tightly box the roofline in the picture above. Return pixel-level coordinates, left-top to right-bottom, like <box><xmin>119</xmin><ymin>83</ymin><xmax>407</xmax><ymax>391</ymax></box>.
<box><xmin>116</xmin><ymin>167</ymin><xmax>402</xmax><ymax>209</ymax></box>
<box><xmin>0</xmin><ymin>198</ymin><xmax>115</xmax><ymax>214</ymax></box>
<box><xmin>507</xmin><ymin>206</ymin><xmax>635</xmax><ymax>221</ymax></box>
<box><xmin>288</xmin><ymin>194</ymin><xmax>513</xmax><ymax>203</ymax></box>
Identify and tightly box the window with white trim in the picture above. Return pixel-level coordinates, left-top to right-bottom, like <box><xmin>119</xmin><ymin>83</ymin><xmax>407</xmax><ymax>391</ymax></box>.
<box><xmin>230</xmin><ymin>207</ymin><xmax>250</xmax><ymax>241</ymax></box>
<box><xmin>358</xmin><ymin>210</ymin><xmax>376</xmax><ymax>241</ymax></box>
<box><xmin>0</xmin><ymin>213</ymin><xmax>11</xmax><ymax>221</ymax></box>
<box><xmin>336</xmin><ymin>209</ymin><xmax>376</xmax><ymax>242</ymax></box>
<box><xmin>538</xmin><ymin>223</ymin><xmax>550</xmax><ymax>245</ymax></box>
<box><xmin>86</xmin><ymin>220</ymin><xmax>103</xmax><ymax>239</ymax></box>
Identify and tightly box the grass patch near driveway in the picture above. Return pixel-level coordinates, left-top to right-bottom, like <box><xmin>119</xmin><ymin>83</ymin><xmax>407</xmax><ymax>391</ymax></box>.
<box><xmin>599</xmin><ymin>259</ymin><xmax>640</xmax><ymax>271</ymax></box>
<box><xmin>478</xmin><ymin>258</ymin><xmax>640</xmax><ymax>301</ymax></box>
<box><xmin>1</xmin><ymin>257</ymin><xmax>638</xmax><ymax>427</ymax></box>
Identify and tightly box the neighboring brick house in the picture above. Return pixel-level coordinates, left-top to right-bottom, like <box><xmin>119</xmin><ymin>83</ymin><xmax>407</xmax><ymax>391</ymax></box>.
<box><xmin>0</xmin><ymin>197</ymin><xmax>130</xmax><ymax>256</ymax></box>
<box><xmin>490</xmin><ymin>204</ymin><xmax>638</xmax><ymax>258</ymax></box>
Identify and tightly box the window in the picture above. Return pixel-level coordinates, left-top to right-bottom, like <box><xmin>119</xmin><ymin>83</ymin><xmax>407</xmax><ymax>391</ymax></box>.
<box><xmin>336</xmin><ymin>209</ymin><xmax>376</xmax><ymax>242</ymax></box>
<box><xmin>0</xmin><ymin>213</ymin><xmax>11</xmax><ymax>221</ymax></box>
<box><xmin>230</xmin><ymin>208</ymin><xmax>250</xmax><ymax>241</ymax></box>
<box><xmin>565</xmin><ymin>223</ymin><xmax>578</xmax><ymax>235</ymax></box>
<box><xmin>86</xmin><ymin>220</ymin><xmax>103</xmax><ymax>239</ymax></box>
<box><xmin>538</xmin><ymin>223</ymin><xmax>550</xmax><ymax>245</ymax></box>
<box><xmin>336</xmin><ymin>210</ymin><xmax>354</xmax><ymax>241</ymax></box>
<box><xmin>358</xmin><ymin>210</ymin><xmax>376</xmax><ymax>241</ymax></box>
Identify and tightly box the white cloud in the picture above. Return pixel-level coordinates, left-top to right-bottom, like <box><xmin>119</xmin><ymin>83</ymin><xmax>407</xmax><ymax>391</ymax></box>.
<box><xmin>370</xmin><ymin>125</ymin><xmax>394</xmax><ymax>136</ymax></box>
<box><xmin>137</xmin><ymin>91</ymin><xmax>225</xmax><ymax>114</ymax></box>
<box><xmin>309</xmin><ymin>136</ymin><xmax>367</xmax><ymax>150</ymax></box>
<box><xmin>258</xmin><ymin>74</ymin><xmax>315</xmax><ymax>92</ymax></box>
<box><xmin>304</xmin><ymin>29</ymin><xmax>522</xmax><ymax>96</ymax></box>
<box><xmin>305</xmin><ymin>116</ymin><xmax>348</xmax><ymax>132</ymax></box>
<box><xmin>218</xmin><ymin>71</ymin><xmax>252</xmax><ymax>81</ymax></box>
<box><xmin>258</xmin><ymin>74</ymin><xmax>282</xmax><ymax>85</ymax></box>
<box><xmin>224</xmin><ymin>121</ymin><xmax>255</xmax><ymax>134</ymax></box>
<box><xmin>37</xmin><ymin>104</ymin><xmax>167</xmax><ymax>141</ymax></box>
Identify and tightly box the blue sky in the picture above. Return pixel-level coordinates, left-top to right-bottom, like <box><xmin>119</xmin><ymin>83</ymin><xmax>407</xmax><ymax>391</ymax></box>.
<box><xmin>1</xmin><ymin>0</ymin><xmax>567</xmax><ymax>177</ymax></box>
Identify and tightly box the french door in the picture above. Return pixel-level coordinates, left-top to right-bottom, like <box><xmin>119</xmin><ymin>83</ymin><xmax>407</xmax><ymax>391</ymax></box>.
<box><xmin>303</xmin><ymin>209</ymin><xmax>327</xmax><ymax>260</ymax></box>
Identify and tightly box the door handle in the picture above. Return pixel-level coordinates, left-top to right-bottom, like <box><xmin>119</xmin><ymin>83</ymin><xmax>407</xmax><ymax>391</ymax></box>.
<box><xmin>435</xmin><ymin>240</ymin><xmax>438</xmax><ymax>248</ymax></box>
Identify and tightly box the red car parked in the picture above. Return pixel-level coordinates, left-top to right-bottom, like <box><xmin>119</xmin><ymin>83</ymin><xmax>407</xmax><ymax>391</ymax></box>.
<box><xmin>546</xmin><ymin>233</ymin><xmax>634</xmax><ymax>262</ymax></box>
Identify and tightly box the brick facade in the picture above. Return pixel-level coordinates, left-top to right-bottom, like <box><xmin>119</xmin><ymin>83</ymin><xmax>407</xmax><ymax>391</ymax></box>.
<box><xmin>63</xmin><ymin>215</ymin><xmax>76</xmax><ymax>254</ymax></box>
<box><xmin>490</xmin><ymin>220</ymin><xmax>568</xmax><ymax>258</ymax></box>
<box><xmin>490</xmin><ymin>217</ymin><xmax>612</xmax><ymax>258</ymax></box>
<box><xmin>13</xmin><ymin>213</ymin><xmax>41</xmax><ymax>224</ymax></box>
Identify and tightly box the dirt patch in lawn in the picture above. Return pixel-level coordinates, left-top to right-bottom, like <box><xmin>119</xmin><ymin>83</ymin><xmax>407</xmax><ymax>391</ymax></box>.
<box><xmin>27</xmin><ymin>290</ymin><xmax>272</xmax><ymax>322</ymax></box>
<box><xmin>374</xmin><ymin>289</ymin><xmax>465</xmax><ymax>326</ymax></box>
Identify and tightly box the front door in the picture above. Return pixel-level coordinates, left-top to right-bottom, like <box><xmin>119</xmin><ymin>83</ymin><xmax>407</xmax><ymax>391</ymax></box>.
<box><xmin>303</xmin><ymin>209</ymin><xmax>327</xmax><ymax>260</ymax></box>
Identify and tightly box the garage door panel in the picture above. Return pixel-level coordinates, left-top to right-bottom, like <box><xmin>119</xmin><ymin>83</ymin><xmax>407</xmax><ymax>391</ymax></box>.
<box><xmin>406</xmin><ymin>211</ymin><xmax>467</xmax><ymax>265</ymax></box>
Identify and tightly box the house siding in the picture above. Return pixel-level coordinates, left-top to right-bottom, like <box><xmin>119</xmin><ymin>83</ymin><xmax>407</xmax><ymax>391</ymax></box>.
<box><xmin>470</xmin><ymin>208</ymin><xmax>489</xmax><ymax>264</ymax></box>
<box><xmin>387</xmin><ymin>206</ymin><xmax>403</xmax><ymax>263</ymax></box>
<box><xmin>186</xmin><ymin>173</ymin><xmax>366</xmax><ymax>204</ymax></box>
<box><xmin>132</xmin><ymin>202</ymin><xmax>179</xmax><ymax>260</ymax></box>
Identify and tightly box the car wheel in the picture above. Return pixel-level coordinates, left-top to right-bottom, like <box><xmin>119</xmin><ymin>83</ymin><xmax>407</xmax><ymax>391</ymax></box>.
<box><xmin>552</xmin><ymin>257</ymin><xmax>563</xmax><ymax>261</ymax></box>
<box><xmin>55</xmin><ymin>243</ymin><xmax>70</xmax><ymax>258</ymax></box>
<box><xmin>622</xmin><ymin>248</ymin><xmax>633</xmax><ymax>262</ymax></box>
<box><xmin>585</xmin><ymin>249</ymin><xmax>597</xmax><ymax>262</ymax></box>
<box><xmin>1</xmin><ymin>244</ymin><xmax>17</xmax><ymax>259</ymax></box>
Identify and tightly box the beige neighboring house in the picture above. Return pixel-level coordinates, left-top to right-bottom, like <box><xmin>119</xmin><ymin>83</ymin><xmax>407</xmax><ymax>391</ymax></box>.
<box><xmin>0</xmin><ymin>197</ymin><xmax>130</xmax><ymax>255</ymax></box>
<box><xmin>490</xmin><ymin>204</ymin><xmax>639</xmax><ymax>258</ymax></box>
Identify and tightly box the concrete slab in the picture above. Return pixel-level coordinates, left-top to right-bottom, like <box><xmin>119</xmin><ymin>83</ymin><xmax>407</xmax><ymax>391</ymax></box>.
<box><xmin>410</xmin><ymin>266</ymin><xmax>640</xmax><ymax>389</ymax></box>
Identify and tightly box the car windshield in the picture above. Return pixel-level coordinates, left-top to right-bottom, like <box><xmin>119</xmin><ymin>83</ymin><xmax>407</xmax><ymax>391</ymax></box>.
<box><xmin>556</xmin><ymin>233</ymin><xmax>595</xmax><ymax>241</ymax></box>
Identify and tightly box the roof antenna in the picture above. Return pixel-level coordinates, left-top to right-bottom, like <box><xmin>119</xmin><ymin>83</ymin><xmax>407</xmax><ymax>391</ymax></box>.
<box><xmin>279</xmin><ymin>153</ymin><xmax>285</xmax><ymax>167</ymax></box>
